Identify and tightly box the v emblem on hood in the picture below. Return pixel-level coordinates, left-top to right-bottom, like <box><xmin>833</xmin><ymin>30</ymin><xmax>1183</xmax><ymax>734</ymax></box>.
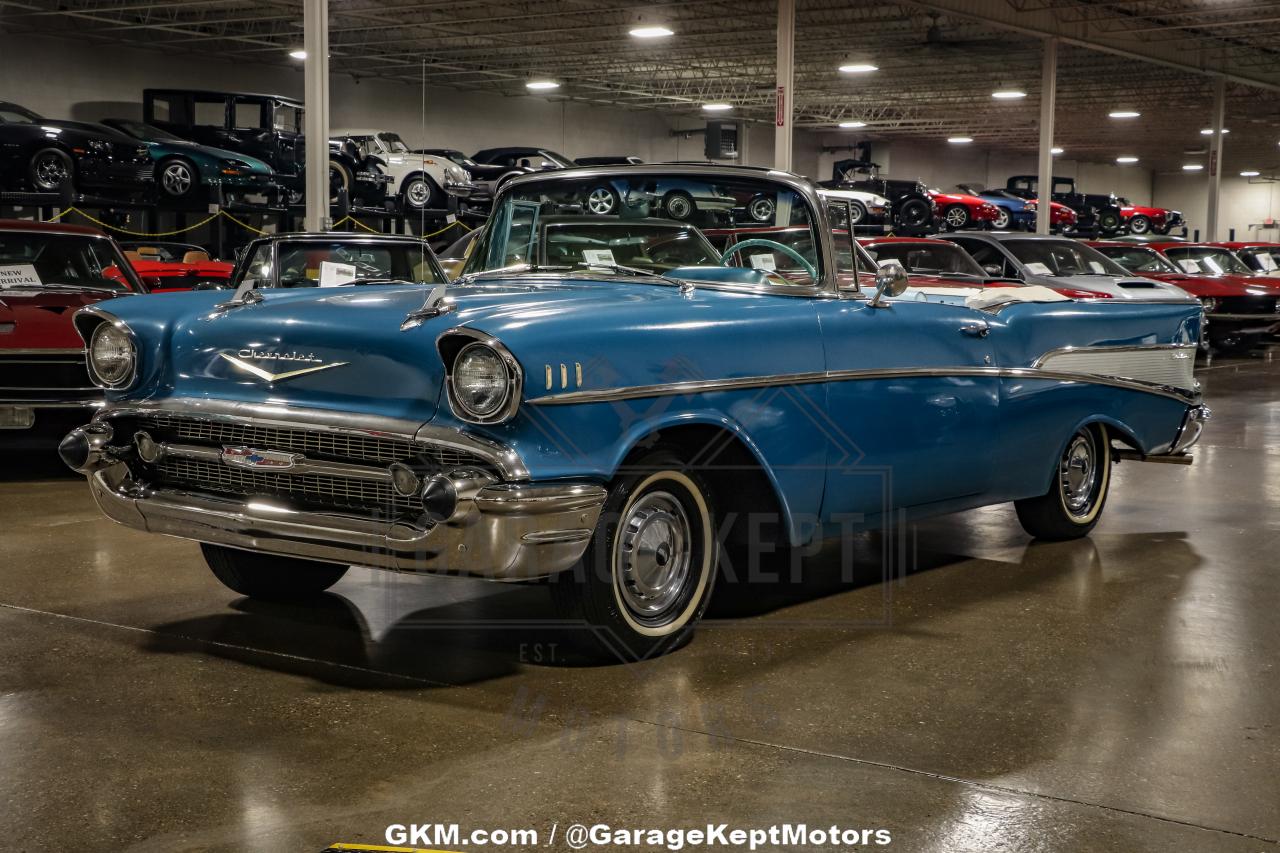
<box><xmin>220</xmin><ymin>353</ymin><xmax>348</xmax><ymax>383</ymax></box>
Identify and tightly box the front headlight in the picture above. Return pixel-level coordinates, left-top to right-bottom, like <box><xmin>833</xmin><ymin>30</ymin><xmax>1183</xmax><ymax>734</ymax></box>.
<box><xmin>1200</xmin><ymin>297</ymin><xmax>1220</xmax><ymax>314</ymax></box>
<box><xmin>88</xmin><ymin>322</ymin><xmax>136</xmax><ymax>388</ymax></box>
<box><xmin>449</xmin><ymin>341</ymin><xmax>519</xmax><ymax>423</ymax></box>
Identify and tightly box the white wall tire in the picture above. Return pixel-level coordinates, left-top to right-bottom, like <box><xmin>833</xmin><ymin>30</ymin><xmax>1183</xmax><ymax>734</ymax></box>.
<box><xmin>1015</xmin><ymin>424</ymin><xmax>1112</xmax><ymax>540</ymax></box>
<box><xmin>549</xmin><ymin>451</ymin><xmax>718</xmax><ymax>660</ymax></box>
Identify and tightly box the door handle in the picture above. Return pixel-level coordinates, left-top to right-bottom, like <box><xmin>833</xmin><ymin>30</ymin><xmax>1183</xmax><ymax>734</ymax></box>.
<box><xmin>960</xmin><ymin>322</ymin><xmax>990</xmax><ymax>338</ymax></box>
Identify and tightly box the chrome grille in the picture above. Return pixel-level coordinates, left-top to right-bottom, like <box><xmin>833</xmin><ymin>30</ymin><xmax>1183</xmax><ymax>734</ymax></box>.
<box><xmin>0</xmin><ymin>353</ymin><xmax>98</xmax><ymax>401</ymax></box>
<box><xmin>156</xmin><ymin>457</ymin><xmax>420</xmax><ymax>514</ymax></box>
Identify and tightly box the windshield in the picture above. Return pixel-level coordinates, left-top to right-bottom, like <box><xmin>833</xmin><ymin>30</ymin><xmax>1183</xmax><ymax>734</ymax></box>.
<box><xmin>273</xmin><ymin>104</ymin><xmax>302</xmax><ymax>134</ymax></box>
<box><xmin>1003</xmin><ymin>239</ymin><xmax>1129</xmax><ymax>277</ymax></box>
<box><xmin>0</xmin><ymin>105</ymin><xmax>40</xmax><ymax>124</ymax></box>
<box><xmin>233</xmin><ymin>239</ymin><xmax>446</xmax><ymax>288</ymax></box>
<box><xmin>1162</xmin><ymin>246</ymin><xmax>1251</xmax><ymax>275</ymax></box>
<box><xmin>0</xmin><ymin>232</ymin><xmax>142</xmax><ymax>292</ymax></box>
<box><xmin>109</xmin><ymin>120</ymin><xmax>182</xmax><ymax>142</ymax></box>
<box><xmin>535</xmin><ymin>150</ymin><xmax>574</xmax><ymax>168</ymax></box>
<box><xmin>1234</xmin><ymin>246</ymin><xmax>1280</xmax><ymax>273</ymax></box>
<box><xmin>864</xmin><ymin>241</ymin><xmax>989</xmax><ymax>278</ymax></box>
<box><xmin>463</xmin><ymin>173</ymin><xmax>822</xmax><ymax>286</ymax></box>
<box><xmin>1093</xmin><ymin>246</ymin><xmax>1179</xmax><ymax>274</ymax></box>
<box><xmin>376</xmin><ymin>132</ymin><xmax>410</xmax><ymax>153</ymax></box>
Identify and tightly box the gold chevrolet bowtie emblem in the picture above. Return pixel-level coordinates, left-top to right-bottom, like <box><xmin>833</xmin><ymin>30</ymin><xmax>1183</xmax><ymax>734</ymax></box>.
<box><xmin>220</xmin><ymin>353</ymin><xmax>348</xmax><ymax>383</ymax></box>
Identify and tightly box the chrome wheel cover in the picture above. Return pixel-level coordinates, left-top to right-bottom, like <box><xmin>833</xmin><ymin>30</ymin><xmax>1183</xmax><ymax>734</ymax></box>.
<box><xmin>666</xmin><ymin>195</ymin><xmax>692</xmax><ymax>219</ymax></box>
<box><xmin>994</xmin><ymin>209</ymin><xmax>1010</xmax><ymax>229</ymax></box>
<box><xmin>1130</xmin><ymin>216</ymin><xmax>1149</xmax><ymax>234</ymax></box>
<box><xmin>161</xmin><ymin>162</ymin><xmax>193</xmax><ymax>196</ymax></box>
<box><xmin>615</xmin><ymin>490</ymin><xmax>693</xmax><ymax>621</ymax></box>
<box><xmin>848</xmin><ymin>202</ymin><xmax>865</xmax><ymax>224</ymax></box>
<box><xmin>749</xmin><ymin>196</ymin><xmax>774</xmax><ymax>221</ymax></box>
<box><xmin>1060</xmin><ymin>431</ymin><xmax>1100</xmax><ymax>516</ymax></box>
<box><xmin>945</xmin><ymin>206</ymin><xmax>968</xmax><ymax>227</ymax></box>
<box><xmin>587</xmin><ymin>187</ymin><xmax>616</xmax><ymax>215</ymax></box>
<box><xmin>405</xmin><ymin>178</ymin><xmax>430</xmax><ymax>208</ymax></box>
<box><xmin>33</xmin><ymin>153</ymin><xmax>69</xmax><ymax>190</ymax></box>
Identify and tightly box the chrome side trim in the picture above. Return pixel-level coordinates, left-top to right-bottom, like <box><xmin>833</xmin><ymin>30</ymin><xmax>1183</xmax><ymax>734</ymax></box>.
<box><xmin>1034</xmin><ymin>343</ymin><xmax>1198</xmax><ymax>393</ymax></box>
<box><xmin>91</xmin><ymin>397</ymin><xmax>530</xmax><ymax>481</ymax></box>
<box><xmin>87</xmin><ymin>465</ymin><xmax>605</xmax><ymax>580</ymax></box>
<box><xmin>526</xmin><ymin>365</ymin><xmax>1201</xmax><ymax>406</ymax></box>
<box><xmin>0</xmin><ymin>348</ymin><xmax>86</xmax><ymax>356</ymax></box>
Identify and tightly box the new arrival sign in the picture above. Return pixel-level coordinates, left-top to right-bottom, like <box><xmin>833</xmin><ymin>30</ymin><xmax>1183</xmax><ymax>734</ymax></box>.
<box><xmin>0</xmin><ymin>264</ymin><xmax>42</xmax><ymax>289</ymax></box>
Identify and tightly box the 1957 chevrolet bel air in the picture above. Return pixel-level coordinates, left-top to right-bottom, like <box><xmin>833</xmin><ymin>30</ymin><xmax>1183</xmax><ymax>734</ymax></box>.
<box><xmin>59</xmin><ymin>165</ymin><xmax>1209</xmax><ymax>659</ymax></box>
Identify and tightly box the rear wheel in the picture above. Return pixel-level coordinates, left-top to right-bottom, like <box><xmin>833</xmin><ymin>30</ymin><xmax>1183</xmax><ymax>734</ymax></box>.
<box><xmin>748</xmin><ymin>194</ymin><xmax>775</xmax><ymax>222</ymax></box>
<box><xmin>549</xmin><ymin>450</ymin><xmax>718</xmax><ymax>661</ymax></box>
<box><xmin>992</xmin><ymin>207</ymin><xmax>1011</xmax><ymax>229</ymax></box>
<box><xmin>897</xmin><ymin>197</ymin><xmax>931</xmax><ymax>228</ymax></box>
<box><xmin>586</xmin><ymin>185</ymin><xmax>621</xmax><ymax>215</ymax></box>
<box><xmin>1014</xmin><ymin>424</ymin><xmax>1112</xmax><ymax>540</ymax></box>
<box><xmin>1099</xmin><ymin>209</ymin><xmax>1122</xmax><ymax>232</ymax></box>
<box><xmin>328</xmin><ymin>161</ymin><xmax>352</xmax><ymax>204</ymax></box>
<box><xmin>663</xmin><ymin>191</ymin><xmax>696</xmax><ymax>221</ymax></box>
<box><xmin>202</xmin><ymin>543</ymin><xmax>348</xmax><ymax>600</ymax></box>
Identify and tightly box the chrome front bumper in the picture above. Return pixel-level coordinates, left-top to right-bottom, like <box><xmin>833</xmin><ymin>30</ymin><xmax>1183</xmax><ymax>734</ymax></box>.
<box><xmin>87</xmin><ymin>463</ymin><xmax>606</xmax><ymax>580</ymax></box>
<box><xmin>1166</xmin><ymin>403</ymin><xmax>1211</xmax><ymax>455</ymax></box>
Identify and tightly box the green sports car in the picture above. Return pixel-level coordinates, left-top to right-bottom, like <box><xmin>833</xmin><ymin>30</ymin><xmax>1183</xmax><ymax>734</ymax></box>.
<box><xmin>100</xmin><ymin>118</ymin><xmax>277</xmax><ymax>204</ymax></box>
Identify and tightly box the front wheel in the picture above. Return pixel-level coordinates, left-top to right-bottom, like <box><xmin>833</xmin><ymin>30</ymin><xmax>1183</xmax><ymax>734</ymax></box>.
<box><xmin>897</xmin><ymin>197</ymin><xmax>931</xmax><ymax>228</ymax></box>
<box><xmin>1014</xmin><ymin>424</ymin><xmax>1112</xmax><ymax>540</ymax></box>
<box><xmin>549</xmin><ymin>450</ymin><xmax>718</xmax><ymax>661</ymax></box>
<box><xmin>328</xmin><ymin>161</ymin><xmax>353</xmax><ymax>204</ymax></box>
<box><xmin>202</xmin><ymin>543</ymin><xmax>348</xmax><ymax>600</ymax></box>
<box><xmin>402</xmin><ymin>174</ymin><xmax>440</xmax><ymax>210</ymax></box>
<box><xmin>158</xmin><ymin>158</ymin><xmax>199</xmax><ymax>200</ymax></box>
<box><xmin>29</xmin><ymin>148</ymin><xmax>74</xmax><ymax>192</ymax></box>
<box><xmin>586</xmin><ymin>184</ymin><xmax>620</xmax><ymax>215</ymax></box>
<box><xmin>1128</xmin><ymin>214</ymin><xmax>1151</xmax><ymax>234</ymax></box>
<box><xmin>663</xmin><ymin>191</ymin><xmax>696</xmax><ymax>221</ymax></box>
<box><xmin>1098</xmin><ymin>210</ymin><xmax>1122</xmax><ymax>232</ymax></box>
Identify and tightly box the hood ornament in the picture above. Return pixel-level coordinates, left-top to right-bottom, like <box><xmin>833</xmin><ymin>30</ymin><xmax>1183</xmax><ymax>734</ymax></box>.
<box><xmin>401</xmin><ymin>285</ymin><xmax>456</xmax><ymax>331</ymax></box>
<box><xmin>220</xmin><ymin>351</ymin><xmax>348</xmax><ymax>383</ymax></box>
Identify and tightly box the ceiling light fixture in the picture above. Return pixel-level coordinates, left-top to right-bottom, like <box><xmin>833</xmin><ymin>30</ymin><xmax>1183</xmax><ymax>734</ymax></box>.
<box><xmin>1200</xmin><ymin>128</ymin><xmax>1230</xmax><ymax>135</ymax></box>
<box><xmin>1182</xmin><ymin>164</ymin><xmax>1204</xmax><ymax>171</ymax></box>
<box><xmin>1050</xmin><ymin>147</ymin><xmax>1064</xmax><ymax>155</ymax></box>
<box><xmin>1241</xmin><ymin>170</ymin><xmax>1261</xmax><ymax>177</ymax></box>
<box><xmin>948</xmin><ymin>136</ymin><xmax>973</xmax><ymax>144</ymax></box>
<box><xmin>992</xmin><ymin>90</ymin><xmax>1027</xmax><ymax>99</ymax></box>
<box><xmin>838</xmin><ymin>63</ymin><xmax>878</xmax><ymax>73</ymax></box>
<box><xmin>702</xmin><ymin>103</ymin><xmax>732</xmax><ymax>112</ymax></box>
<box><xmin>526</xmin><ymin>79</ymin><xmax>560</xmax><ymax>91</ymax></box>
<box><xmin>1109</xmin><ymin>110</ymin><xmax>1141</xmax><ymax>119</ymax></box>
<box><xmin>629</xmin><ymin>25</ymin><xmax>674</xmax><ymax>38</ymax></box>
<box><xmin>1116</xmin><ymin>156</ymin><xmax>1139</xmax><ymax>164</ymax></box>
<box><xmin>289</xmin><ymin>49</ymin><xmax>307</xmax><ymax>60</ymax></box>
<box><xmin>839</xmin><ymin>120</ymin><xmax>867</xmax><ymax>128</ymax></box>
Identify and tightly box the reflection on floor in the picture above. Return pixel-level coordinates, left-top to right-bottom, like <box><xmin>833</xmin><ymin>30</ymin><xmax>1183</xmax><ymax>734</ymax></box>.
<box><xmin>0</xmin><ymin>357</ymin><xmax>1276</xmax><ymax>851</ymax></box>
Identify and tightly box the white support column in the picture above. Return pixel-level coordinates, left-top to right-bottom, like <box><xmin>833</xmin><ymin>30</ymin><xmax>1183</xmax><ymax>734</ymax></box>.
<box><xmin>303</xmin><ymin>0</ymin><xmax>330</xmax><ymax>232</ymax></box>
<box><xmin>774</xmin><ymin>0</ymin><xmax>794</xmax><ymax>171</ymax></box>
<box><xmin>1035</xmin><ymin>38</ymin><xmax>1057</xmax><ymax>235</ymax></box>
<box><xmin>1206</xmin><ymin>75</ymin><xmax>1226</xmax><ymax>241</ymax></box>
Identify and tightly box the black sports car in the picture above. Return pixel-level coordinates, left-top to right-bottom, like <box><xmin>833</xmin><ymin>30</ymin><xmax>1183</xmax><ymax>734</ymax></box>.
<box><xmin>0</xmin><ymin>101</ymin><xmax>152</xmax><ymax>196</ymax></box>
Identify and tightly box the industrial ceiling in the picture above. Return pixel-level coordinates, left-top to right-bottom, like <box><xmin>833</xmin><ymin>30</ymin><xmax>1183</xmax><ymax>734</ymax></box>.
<box><xmin>4</xmin><ymin>0</ymin><xmax>1280</xmax><ymax>174</ymax></box>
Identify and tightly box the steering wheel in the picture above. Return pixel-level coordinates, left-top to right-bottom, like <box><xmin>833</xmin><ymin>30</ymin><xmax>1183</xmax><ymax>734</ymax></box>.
<box><xmin>720</xmin><ymin>238</ymin><xmax>818</xmax><ymax>282</ymax></box>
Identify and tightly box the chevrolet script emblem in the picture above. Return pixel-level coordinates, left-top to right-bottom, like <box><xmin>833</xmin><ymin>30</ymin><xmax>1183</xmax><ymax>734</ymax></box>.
<box><xmin>222</xmin><ymin>446</ymin><xmax>302</xmax><ymax>470</ymax></box>
<box><xmin>220</xmin><ymin>351</ymin><xmax>348</xmax><ymax>383</ymax></box>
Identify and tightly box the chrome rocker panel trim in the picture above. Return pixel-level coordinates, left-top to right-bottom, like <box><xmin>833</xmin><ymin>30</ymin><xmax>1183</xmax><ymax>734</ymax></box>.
<box><xmin>88</xmin><ymin>464</ymin><xmax>606</xmax><ymax>581</ymax></box>
<box><xmin>90</xmin><ymin>397</ymin><xmax>530</xmax><ymax>481</ymax></box>
<box><xmin>527</xmin><ymin>364</ymin><xmax>1203</xmax><ymax>407</ymax></box>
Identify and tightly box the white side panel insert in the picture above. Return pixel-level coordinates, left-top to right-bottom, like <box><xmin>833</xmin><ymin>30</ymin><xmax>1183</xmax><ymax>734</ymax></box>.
<box><xmin>1035</xmin><ymin>345</ymin><xmax>1197</xmax><ymax>393</ymax></box>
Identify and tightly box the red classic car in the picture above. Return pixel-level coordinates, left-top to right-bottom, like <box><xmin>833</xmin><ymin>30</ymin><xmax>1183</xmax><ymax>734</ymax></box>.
<box><xmin>1</xmin><ymin>219</ymin><xmax>146</xmax><ymax>447</ymax></box>
<box><xmin>1090</xmin><ymin>240</ymin><xmax>1280</xmax><ymax>350</ymax></box>
<box><xmin>929</xmin><ymin>189</ymin><xmax>1000</xmax><ymax>231</ymax></box>
<box><xmin>1117</xmin><ymin>199</ymin><xmax>1185</xmax><ymax>235</ymax></box>
<box><xmin>862</xmin><ymin>236</ymin><xmax>1106</xmax><ymax>300</ymax></box>
<box><xmin>1204</xmin><ymin>241</ymin><xmax>1280</xmax><ymax>278</ymax></box>
<box><xmin>118</xmin><ymin>241</ymin><xmax>233</xmax><ymax>292</ymax></box>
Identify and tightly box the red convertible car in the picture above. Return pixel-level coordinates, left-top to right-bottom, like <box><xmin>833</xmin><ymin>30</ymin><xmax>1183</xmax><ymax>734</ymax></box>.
<box><xmin>1090</xmin><ymin>240</ymin><xmax>1280</xmax><ymax>350</ymax></box>
<box><xmin>119</xmin><ymin>242</ymin><xmax>233</xmax><ymax>292</ymax></box>
<box><xmin>1118</xmin><ymin>199</ymin><xmax>1185</xmax><ymax>235</ymax></box>
<box><xmin>1</xmin><ymin>219</ymin><xmax>146</xmax><ymax>447</ymax></box>
<box><xmin>1024</xmin><ymin>199</ymin><xmax>1078</xmax><ymax>230</ymax></box>
<box><xmin>929</xmin><ymin>189</ymin><xmax>1000</xmax><ymax>231</ymax></box>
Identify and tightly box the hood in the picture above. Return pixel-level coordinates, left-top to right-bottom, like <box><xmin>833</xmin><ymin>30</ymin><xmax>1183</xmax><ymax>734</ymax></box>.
<box><xmin>1021</xmin><ymin>273</ymin><xmax>1193</xmax><ymax>300</ymax></box>
<box><xmin>1131</xmin><ymin>271</ymin><xmax>1280</xmax><ymax>298</ymax></box>
<box><xmin>97</xmin><ymin>277</ymin><xmax>756</xmax><ymax>424</ymax></box>
<box><xmin>40</xmin><ymin>119</ymin><xmax>136</xmax><ymax>143</ymax></box>
<box><xmin>0</xmin><ymin>289</ymin><xmax>125</xmax><ymax>349</ymax></box>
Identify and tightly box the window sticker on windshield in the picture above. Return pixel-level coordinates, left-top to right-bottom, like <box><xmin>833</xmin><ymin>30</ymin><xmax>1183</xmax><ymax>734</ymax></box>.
<box><xmin>1088</xmin><ymin>261</ymin><xmax>1106</xmax><ymax>274</ymax></box>
<box><xmin>582</xmin><ymin>248</ymin><xmax>617</xmax><ymax>266</ymax></box>
<box><xmin>1024</xmin><ymin>261</ymin><xmax>1053</xmax><ymax>276</ymax></box>
<box><xmin>1258</xmin><ymin>253</ymin><xmax>1279</xmax><ymax>271</ymax></box>
<box><xmin>1177</xmin><ymin>259</ymin><xmax>1202</xmax><ymax>273</ymax></box>
<box><xmin>319</xmin><ymin>261</ymin><xmax>357</xmax><ymax>287</ymax></box>
<box><xmin>0</xmin><ymin>264</ymin><xmax>42</xmax><ymax>289</ymax></box>
<box><xmin>750</xmin><ymin>254</ymin><xmax>778</xmax><ymax>271</ymax></box>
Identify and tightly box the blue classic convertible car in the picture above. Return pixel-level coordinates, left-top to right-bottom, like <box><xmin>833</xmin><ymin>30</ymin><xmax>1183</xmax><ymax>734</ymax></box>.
<box><xmin>59</xmin><ymin>165</ymin><xmax>1208</xmax><ymax>659</ymax></box>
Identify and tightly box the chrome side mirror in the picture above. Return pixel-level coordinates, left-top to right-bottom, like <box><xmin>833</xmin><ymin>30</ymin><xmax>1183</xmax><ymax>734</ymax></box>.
<box><xmin>869</xmin><ymin>261</ymin><xmax>909</xmax><ymax>307</ymax></box>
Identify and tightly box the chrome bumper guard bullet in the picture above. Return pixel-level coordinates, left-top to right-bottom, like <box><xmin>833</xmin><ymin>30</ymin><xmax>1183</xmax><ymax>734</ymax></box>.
<box><xmin>87</xmin><ymin>463</ymin><xmax>606</xmax><ymax>580</ymax></box>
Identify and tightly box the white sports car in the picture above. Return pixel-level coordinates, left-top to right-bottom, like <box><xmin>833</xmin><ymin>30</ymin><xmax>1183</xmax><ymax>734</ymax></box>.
<box><xmin>816</xmin><ymin>187</ymin><xmax>891</xmax><ymax>230</ymax></box>
<box><xmin>332</xmin><ymin>129</ymin><xmax>479</xmax><ymax>212</ymax></box>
